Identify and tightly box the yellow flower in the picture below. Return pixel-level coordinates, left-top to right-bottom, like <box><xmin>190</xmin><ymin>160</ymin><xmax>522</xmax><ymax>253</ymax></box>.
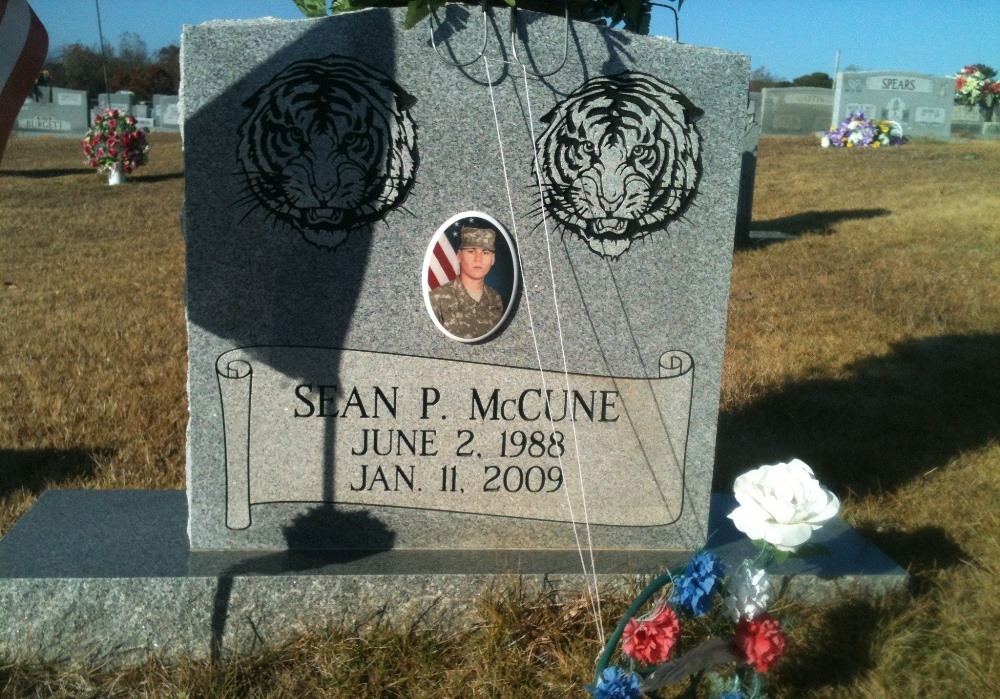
<box><xmin>872</xmin><ymin>141</ymin><xmax>881</xmax><ymax>148</ymax></box>
<box><xmin>879</xmin><ymin>124</ymin><xmax>889</xmax><ymax>133</ymax></box>
<box><xmin>846</xmin><ymin>141</ymin><xmax>854</xmax><ymax>148</ymax></box>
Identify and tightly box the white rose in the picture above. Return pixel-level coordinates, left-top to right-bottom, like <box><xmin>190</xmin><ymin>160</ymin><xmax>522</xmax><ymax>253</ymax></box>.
<box><xmin>820</xmin><ymin>135</ymin><xmax>831</xmax><ymax>148</ymax></box>
<box><xmin>727</xmin><ymin>459</ymin><xmax>840</xmax><ymax>552</ymax></box>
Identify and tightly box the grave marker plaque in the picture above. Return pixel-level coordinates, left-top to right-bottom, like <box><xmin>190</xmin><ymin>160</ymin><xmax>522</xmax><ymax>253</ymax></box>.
<box><xmin>832</xmin><ymin>71</ymin><xmax>953</xmax><ymax>140</ymax></box>
<box><xmin>182</xmin><ymin>8</ymin><xmax>748</xmax><ymax>552</ymax></box>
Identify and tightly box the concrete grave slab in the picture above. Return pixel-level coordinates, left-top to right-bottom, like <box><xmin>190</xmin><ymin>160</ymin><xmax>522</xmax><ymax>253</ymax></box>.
<box><xmin>0</xmin><ymin>490</ymin><xmax>908</xmax><ymax>665</ymax></box>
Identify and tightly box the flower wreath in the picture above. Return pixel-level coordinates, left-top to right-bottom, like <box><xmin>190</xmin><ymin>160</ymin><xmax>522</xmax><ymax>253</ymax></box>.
<box><xmin>82</xmin><ymin>108</ymin><xmax>150</xmax><ymax>175</ymax></box>
<box><xmin>587</xmin><ymin>459</ymin><xmax>840</xmax><ymax>699</ymax></box>
<box><xmin>820</xmin><ymin>110</ymin><xmax>905</xmax><ymax>149</ymax></box>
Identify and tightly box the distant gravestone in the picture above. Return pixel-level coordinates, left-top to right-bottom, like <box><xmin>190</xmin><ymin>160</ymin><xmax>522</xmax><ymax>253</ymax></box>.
<box><xmin>951</xmin><ymin>104</ymin><xmax>984</xmax><ymax>136</ymax></box>
<box><xmin>758</xmin><ymin>87</ymin><xmax>833</xmax><ymax>135</ymax></box>
<box><xmin>97</xmin><ymin>91</ymin><xmax>133</xmax><ymax>112</ymax></box>
<box><xmin>983</xmin><ymin>122</ymin><xmax>1000</xmax><ymax>139</ymax></box>
<box><xmin>182</xmin><ymin>8</ymin><xmax>749</xmax><ymax>553</ymax></box>
<box><xmin>14</xmin><ymin>87</ymin><xmax>88</xmax><ymax>135</ymax></box>
<box><xmin>747</xmin><ymin>91</ymin><xmax>762</xmax><ymax>128</ymax></box>
<box><xmin>832</xmin><ymin>71</ymin><xmax>953</xmax><ymax>140</ymax></box>
<box><xmin>152</xmin><ymin>94</ymin><xmax>181</xmax><ymax>130</ymax></box>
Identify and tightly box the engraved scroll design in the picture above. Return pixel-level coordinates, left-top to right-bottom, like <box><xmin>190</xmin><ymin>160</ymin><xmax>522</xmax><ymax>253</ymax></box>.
<box><xmin>217</xmin><ymin>347</ymin><xmax>694</xmax><ymax>531</ymax></box>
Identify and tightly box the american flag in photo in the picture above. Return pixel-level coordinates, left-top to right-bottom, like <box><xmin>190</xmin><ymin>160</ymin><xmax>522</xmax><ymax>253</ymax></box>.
<box><xmin>0</xmin><ymin>0</ymin><xmax>47</xmax><ymax>162</ymax></box>
<box><xmin>426</xmin><ymin>232</ymin><xmax>460</xmax><ymax>290</ymax></box>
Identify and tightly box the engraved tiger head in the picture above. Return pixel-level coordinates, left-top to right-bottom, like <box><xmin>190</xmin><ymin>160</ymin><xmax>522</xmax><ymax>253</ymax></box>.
<box><xmin>236</xmin><ymin>54</ymin><xmax>418</xmax><ymax>250</ymax></box>
<box><xmin>534</xmin><ymin>72</ymin><xmax>702</xmax><ymax>259</ymax></box>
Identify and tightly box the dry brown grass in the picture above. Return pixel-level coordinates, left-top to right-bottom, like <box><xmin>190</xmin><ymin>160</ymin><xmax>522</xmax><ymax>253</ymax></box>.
<box><xmin>1</xmin><ymin>134</ymin><xmax>999</xmax><ymax>697</ymax></box>
<box><xmin>0</xmin><ymin>133</ymin><xmax>187</xmax><ymax>534</ymax></box>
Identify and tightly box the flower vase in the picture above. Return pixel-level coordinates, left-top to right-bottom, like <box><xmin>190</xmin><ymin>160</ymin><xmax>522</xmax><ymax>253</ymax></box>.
<box><xmin>107</xmin><ymin>163</ymin><xmax>127</xmax><ymax>186</ymax></box>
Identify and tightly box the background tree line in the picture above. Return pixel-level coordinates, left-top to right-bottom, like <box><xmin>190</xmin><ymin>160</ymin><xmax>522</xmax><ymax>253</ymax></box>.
<box><xmin>39</xmin><ymin>29</ymin><xmax>838</xmax><ymax>102</ymax></box>
<box><xmin>42</xmin><ymin>33</ymin><xmax>179</xmax><ymax>103</ymax></box>
<box><xmin>749</xmin><ymin>66</ymin><xmax>837</xmax><ymax>92</ymax></box>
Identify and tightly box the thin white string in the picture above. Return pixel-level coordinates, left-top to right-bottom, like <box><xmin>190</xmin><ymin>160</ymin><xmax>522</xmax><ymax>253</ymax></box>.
<box><xmin>517</xmin><ymin>62</ymin><xmax>605</xmax><ymax>643</ymax></box>
<box><xmin>481</xmin><ymin>53</ymin><xmax>605</xmax><ymax>646</ymax></box>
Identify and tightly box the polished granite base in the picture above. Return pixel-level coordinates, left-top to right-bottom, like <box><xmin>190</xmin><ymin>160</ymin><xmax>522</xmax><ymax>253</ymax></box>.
<box><xmin>0</xmin><ymin>490</ymin><xmax>907</xmax><ymax>665</ymax></box>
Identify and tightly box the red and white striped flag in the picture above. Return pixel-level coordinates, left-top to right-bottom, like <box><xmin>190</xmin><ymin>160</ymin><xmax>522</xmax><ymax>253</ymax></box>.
<box><xmin>0</xmin><ymin>0</ymin><xmax>48</xmax><ymax>163</ymax></box>
<box><xmin>426</xmin><ymin>233</ymin><xmax>460</xmax><ymax>290</ymax></box>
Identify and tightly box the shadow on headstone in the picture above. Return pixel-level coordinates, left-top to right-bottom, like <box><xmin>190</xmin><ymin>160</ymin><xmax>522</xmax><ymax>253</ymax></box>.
<box><xmin>184</xmin><ymin>13</ymin><xmax>394</xmax><ymax>547</ymax></box>
<box><xmin>0</xmin><ymin>448</ymin><xmax>109</xmax><ymax>499</ymax></box>
<box><xmin>714</xmin><ymin>333</ymin><xmax>1000</xmax><ymax>497</ymax></box>
<box><xmin>428</xmin><ymin>7</ymin><xmax>636</xmax><ymax>91</ymax></box>
<box><xmin>207</xmin><ymin>506</ymin><xmax>397</xmax><ymax>662</ymax></box>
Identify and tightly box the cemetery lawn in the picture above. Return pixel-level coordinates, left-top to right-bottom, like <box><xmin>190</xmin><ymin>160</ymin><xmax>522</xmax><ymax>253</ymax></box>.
<box><xmin>1</xmin><ymin>133</ymin><xmax>999</xmax><ymax>697</ymax></box>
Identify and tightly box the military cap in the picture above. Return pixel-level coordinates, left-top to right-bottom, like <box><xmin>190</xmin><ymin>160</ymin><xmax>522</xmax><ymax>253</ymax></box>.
<box><xmin>459</xmin><ymin>226</ymin><xmax>495</xmax><ymax>252</ymax></box>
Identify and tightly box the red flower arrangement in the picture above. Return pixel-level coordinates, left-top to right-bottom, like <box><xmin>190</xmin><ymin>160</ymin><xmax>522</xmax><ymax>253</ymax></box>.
<box><xmin>953</xmin><ymin>64</ymin><xmax>999</xmax><ymax>121</ymax></box>
<box><xmin>82</xmin><ymin>108</ymin><xmax>149</xmax><ymax>177</ymax></box>
<box><xmin>621</xmin><ymin>602</ymin><xmax>680</xmax><ymax>665</ymax></box>
<box><xmin>732</xmin><ymin>613</ymin><xmax>787</xmax><ymax>673</ymax></box>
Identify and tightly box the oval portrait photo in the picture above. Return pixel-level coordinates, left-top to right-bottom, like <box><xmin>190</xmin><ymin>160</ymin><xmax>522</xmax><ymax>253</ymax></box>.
<box><xmin>422</xmin><ymin>212</ymin><xmax>519</xmax><ymax>343</ymax></box>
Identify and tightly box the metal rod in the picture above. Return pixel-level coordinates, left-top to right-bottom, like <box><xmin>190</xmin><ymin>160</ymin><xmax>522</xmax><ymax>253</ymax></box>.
<box><xmin>508</xmin><ymin>1</ymin><xmax>569</xmax><ymax>78</ymax></box>
<box><xmin>94</xmin><ymin>0</ymin><xmax>111</xmax><ymax>100</ymax></box>
<box><xmin>428</xmin><ymin>0</ymin><xmax>489</xmax><ymax>68</ymax></box>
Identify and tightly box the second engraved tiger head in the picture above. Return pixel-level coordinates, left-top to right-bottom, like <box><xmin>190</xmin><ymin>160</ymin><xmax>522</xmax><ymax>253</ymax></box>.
<box><xmin>533</xmin><ymin>72</ymin><xmax>703</xmax><ymax>260</ymax></box>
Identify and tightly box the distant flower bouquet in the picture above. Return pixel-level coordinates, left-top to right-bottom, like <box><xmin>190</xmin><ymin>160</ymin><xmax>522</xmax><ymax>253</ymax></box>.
<box><xmin>821</xmin><ymin>111</ymin><xmax>905</xmax><ymax>149</ymax></box>
<box><xmin>953</xmin><ymin>64</ymin><xmax>999</xmax><ymax>120</ymax></box>
<box><xmin>82</xmin><ymin>108</ymin><xmax>149</xmax><ymax>177</ymax></box>
<box><xmin>587</xmin><ymin>459</ymin><xmax>839</xmax><ymax>699</ymax></box>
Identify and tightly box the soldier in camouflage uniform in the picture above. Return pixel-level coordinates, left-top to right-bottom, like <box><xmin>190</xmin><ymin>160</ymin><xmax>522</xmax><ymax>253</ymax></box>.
<box><xmin>430</xmin><ymin>226</ymin><xmax>504</xmax><ymax>339</ymax></box>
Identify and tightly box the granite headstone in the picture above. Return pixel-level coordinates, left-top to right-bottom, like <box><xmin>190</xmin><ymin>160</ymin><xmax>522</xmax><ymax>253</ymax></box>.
<box><xmin>96</xmin><ymin>91</ymin><xmax>133</xmax><ymax>115</ymax></box>
<box><xmin>758</xmin><ymin>87</ymin><xmax>833</xmax><ymax>135</ymax></box>
<box><xmin>832</xmin><ymin>71</ymin><xmax>953</xmax><ymax>140</ymax></box>
<box><xmin>182</xmin><ymin>8</ymin><xmax>749</xmax><ymax>553</ymax></box>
